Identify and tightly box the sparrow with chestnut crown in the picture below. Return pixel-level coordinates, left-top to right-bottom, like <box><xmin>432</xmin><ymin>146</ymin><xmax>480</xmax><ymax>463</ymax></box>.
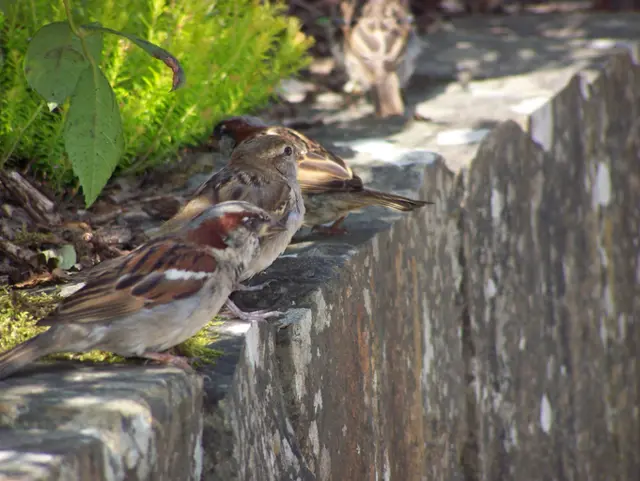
<box><xmin>0</xmin><ymin>201</ymin><xmax>286</xmax><ymax>380</ymax></box>
<box><xmin>158</xmin><ymin>134</ymin><xmax>306</xmax><ymax>322</ymax></box>
<box><xmin>210</xmin><ymin>115</ymin><xmax>433</xmax><ymax>235</ymax></box>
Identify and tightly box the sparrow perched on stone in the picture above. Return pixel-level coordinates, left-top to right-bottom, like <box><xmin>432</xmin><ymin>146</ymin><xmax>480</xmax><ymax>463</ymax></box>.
<box><xmin>0</xmin><ymin>201</ymin><xmax>286</xmax><ymax>380</ymax></box>
<box><xmin>158</xmin><ymin>135</ymin><xmax>306</xmax><ymax>322</ymax></box>
<box><xmin>211</xmin><ymin>116</ymin><xmax>433</xmax><ymax>235</ymax></box>
<box><xmin>334</xmin><ymin>0</ymin><xmax>422</xmax><ymax>117</ymax></box>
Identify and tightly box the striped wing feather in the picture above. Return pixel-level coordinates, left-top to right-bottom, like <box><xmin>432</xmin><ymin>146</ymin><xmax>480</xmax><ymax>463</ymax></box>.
<box><xmin>39</xmin><ymin>239</ymin><xmax>218</xmax><ymax>326</ymax></box>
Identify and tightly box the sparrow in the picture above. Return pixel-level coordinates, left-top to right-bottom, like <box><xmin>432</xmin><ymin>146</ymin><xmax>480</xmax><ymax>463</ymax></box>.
<box><xmin>157</xmin><ymin>135</ymin><xmax>306</xmax><ymax>322</ymax></box>
<box><xmin>334</xmin><ymin>0</ymin><xmax>422</xmax><ymax>117</ymax></box>
<box><xmin>211</xmin><ymin>116</ymin><xmax>433</xmax><ymax>235</ymax></box>
<box><xmin>0</xmin><ymin>201</ymin><xmax>286</xmax><ymax>380</ymax></box>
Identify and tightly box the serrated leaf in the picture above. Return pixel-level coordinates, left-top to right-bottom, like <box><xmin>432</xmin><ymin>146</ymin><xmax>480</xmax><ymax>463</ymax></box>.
<box><xmin>82</xmin><ymin>23</ymin><xmax>185</xmax><ymax>91</ymax></box>
<box><xmin>24</xmin><ymin>22</ymin><xmax>103</xmax><ymax>105</ymax></box>
<box><xmin>64</xmin><ymin>66</ymin><xmax>124</xmax><ymax>207</ymax></box>
<box><xmin>57</xmin><ymin>244</ymin><xmax>77</xmax><ymax>270</ymax></box>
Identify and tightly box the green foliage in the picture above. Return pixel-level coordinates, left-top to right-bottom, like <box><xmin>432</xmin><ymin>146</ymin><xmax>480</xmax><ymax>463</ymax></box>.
<box><xmin>0</xmin><ymin>0</ymin><xmax>312</xmax><ymax>201</ymax></box>
<box><xmin>62</xmin><ymin>56</ymin><xmax>125</xmax><ymax>206</ymax></box>
<box><xmin>0</xmin><ymin>287</ymin><xmax>58</xmax><ymax>354</ymax></box>
<box><xmin>21</xmin><ymin>15</ymin><xmax>184</xmax><ymax>206</ymax></box>
<box><xmin>23</xmin><ymin>22</ymin><xmax>104</xmax><ymax>106</ymax></box>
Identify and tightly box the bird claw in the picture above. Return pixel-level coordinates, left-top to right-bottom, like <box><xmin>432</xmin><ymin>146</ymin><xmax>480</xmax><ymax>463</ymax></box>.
<box><xmin>311</xmin><ymin>217</ymin><xmax>348</xmax><ymax>236</ymax></box>
<box><xmin>224</xmin><ymin>298</ymin><xmax>283</xmax><ymax>323</ymax></box>
<box><xmin>141</xmin><ymin>352</ymin><xmax>194</xmax><ymax>373</ymax></box>
<box><xmin>233</xmin><ymin>279</ymin><xmax>274</xmax><ymax>292</ymax></box>
<box><xmin>312</xmin><ymin>226</ymin><xmax>347</xmax><ymax>236</ymax></box>
<box><xmin>311</xmin><ymin>223</ymin><xmax>348</xmax><ymax>236</ymax></box>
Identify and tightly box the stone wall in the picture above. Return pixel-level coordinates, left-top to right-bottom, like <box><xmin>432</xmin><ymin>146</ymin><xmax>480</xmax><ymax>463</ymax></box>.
<box><xmin>1</xmin><ymin>51</ymin><xmax>639</xmax><ymax>481</ymax></box>
<box><xmin>465</xmin><ymin>51</ymin><xmax>640</xmax><ymax>481</ymax></box>
<box><xmin>0</xmin><ymin>366</ymin><xmax>202</xmax><ymax>481</ymax></box>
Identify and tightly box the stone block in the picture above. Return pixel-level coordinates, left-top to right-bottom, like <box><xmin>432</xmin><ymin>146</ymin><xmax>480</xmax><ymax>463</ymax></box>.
<box><xmin>464</xmin><ymin>52</ymin><xmax>640</xmax><ymax>480</ymax></box>
<box><xmin>200</xmin><ymin>157</ymin><xmax>466</xmax><ymax>481</ymax></box>
<box><xmin>0</xmin><ymin>366</ymin><xmax>203</xmax><ymax>481</ymax></box>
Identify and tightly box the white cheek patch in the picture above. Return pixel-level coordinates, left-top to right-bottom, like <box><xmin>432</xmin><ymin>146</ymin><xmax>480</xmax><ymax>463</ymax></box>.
<box><xmin>164</xmin><ymin>269</ymin><xmax>212</xmax><ymax>281</ymax></box>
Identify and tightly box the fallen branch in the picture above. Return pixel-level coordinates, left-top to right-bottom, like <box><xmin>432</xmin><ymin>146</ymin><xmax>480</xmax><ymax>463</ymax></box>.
<box><xmin>0</xmin><ymin>171</ymin><xmax>62</xmax><ymax>225</ymax></box>
<box><xmin>0</xmin><ymin>236</ymin><xmax>38</xmax><ymax>267</ymax></box>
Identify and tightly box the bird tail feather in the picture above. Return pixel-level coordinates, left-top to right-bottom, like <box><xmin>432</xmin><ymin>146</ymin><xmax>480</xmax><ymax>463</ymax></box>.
<box><xmin>0</xmin><ymin>331</ymin><xmax>58</xmax><ymax>380</ymax></box>
<box><xmin>358</xmin><ymin>189</ymin><xmax>432</xmax><ymax>211</ymax></box>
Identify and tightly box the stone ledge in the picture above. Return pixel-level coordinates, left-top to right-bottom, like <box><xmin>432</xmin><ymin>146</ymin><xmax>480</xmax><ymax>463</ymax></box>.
<box><xmin>199</xmin><ymin>156</ymin><xmax>463</xmax><ymax>481</ymax></box>
<box><xmin>0</xmin><ymin>366</ymin><xmax>202</xmax><ymax>481</ymax></box>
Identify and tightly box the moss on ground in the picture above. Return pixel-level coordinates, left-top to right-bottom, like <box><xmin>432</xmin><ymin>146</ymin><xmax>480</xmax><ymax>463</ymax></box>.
<box><xmin>12</xmin><ymin>229</ymin><xmax>57</xmax><ymax>247</ymax></box>
<box><xmin>0</xmin><ymin>286</ymin><xmax>222</xmax><ymax>367</ymax></box>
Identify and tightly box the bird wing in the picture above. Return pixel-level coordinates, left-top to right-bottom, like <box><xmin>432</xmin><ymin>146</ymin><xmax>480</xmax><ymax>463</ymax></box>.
<box><xmin>290</xmin><ymin>131</ymin><xmax>365</xmax><ymax>194</ymax></box>
<box><xmin>39</xmin><ymin>239</ymin><xmax>219</xmax><ymax>326</ymax></box>
<box><xmin>347</xmin><ymin>1</ymin><xmax>411</xmax><ymax>78</ymax></box>
<box><xmin>211</xmin><ymin>168</ymin><xmax>293</xmax><ymax>220</ymax></box>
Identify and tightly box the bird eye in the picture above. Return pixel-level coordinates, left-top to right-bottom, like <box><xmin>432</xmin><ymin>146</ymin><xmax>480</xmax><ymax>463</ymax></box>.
<box><xmin>283</xmin><ymin>146</ymin><xmax>293</xmax><ymax>156</ymax></box>
<box><xmin>242</xmin><ymin>215</ymin><xmax>259</xmax><ymax>229</ymax></box>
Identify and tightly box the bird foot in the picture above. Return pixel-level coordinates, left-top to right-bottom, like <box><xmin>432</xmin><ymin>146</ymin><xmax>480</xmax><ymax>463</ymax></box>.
<box><xmin>311</xmin><ymin>224</ymin><xmax>348</xmax><ymax>236</ymax></box>
<box><xmin>233</xmin><ymin>279</ymin><xmax>274</xmax><ymax>292</ymax></box>
<box><xmin>312</xmin><ymin>217</ymin><xmax>348</xmax><ymax>236</ymax></box>
<box><xmin>141</xmin><ymin>351</ymin><xmax>194</xmax><ymax>373</ymax></box>
<box><xmin>224</xmin><ymin>298</ymin><xmax>283</xmax><ymax>323</ymax></box>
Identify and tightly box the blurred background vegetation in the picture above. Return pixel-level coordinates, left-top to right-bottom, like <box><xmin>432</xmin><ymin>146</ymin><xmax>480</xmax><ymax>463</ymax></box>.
<box><xmin>0</xmin><ymin>0</ymin><xmax>633</xmax><ymax>197</ymax></box>
<box><xmin>0</xmin><ymin>0</ymin><xmax>312</xmax><ymax>193</ymax></box>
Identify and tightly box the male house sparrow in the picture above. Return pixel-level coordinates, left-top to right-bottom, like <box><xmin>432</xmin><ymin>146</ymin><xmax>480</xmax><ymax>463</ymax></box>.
<box><xmin>336</xmin><ymin>0</ymin><xmax>422</xmax><ymax>117</ymax></box>
<box><xmin>211</xmin><ymin>116</ymin><xmax>433</xmax><ymax>235</ymax></box>
<box><xmin>158</xmin><ymin>135</ymin><xmax>306</xmax><ymax>322</ymax></box>
<box><xmin>0</xmin><ymin>201</ymin><xmax>286</xmax><ymax>380</ymax></box>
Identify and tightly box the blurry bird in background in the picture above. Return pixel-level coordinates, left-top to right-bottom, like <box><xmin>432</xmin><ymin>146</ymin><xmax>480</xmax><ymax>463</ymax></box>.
<box><xmin>332</xmin><ymin>0</ymin><xmax>422</xmax><ymax>117</ymax></box>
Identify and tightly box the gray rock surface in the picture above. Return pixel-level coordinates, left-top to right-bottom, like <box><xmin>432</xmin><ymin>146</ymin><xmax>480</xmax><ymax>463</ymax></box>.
<box><xmin>0</xmin><ymin>366</ymin><xmax>202</xmax><ymax>481</ymax></box>
<box><xmin>464</xmin><ymin>52</ymin><xmax>640</xmax><ymax>481</ymax></box>
<box><xmin>2</xmin><ymin>13</ymin><xmax>640</xmax><ymax>481</ymax></box>
<box><xmin>200</xmin><ymin>156</ymin><xmax>463</xmax><ymax>481</ymax></box>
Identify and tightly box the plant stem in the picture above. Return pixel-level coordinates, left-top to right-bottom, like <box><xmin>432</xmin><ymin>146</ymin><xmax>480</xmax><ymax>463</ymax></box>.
<box><xmin>62</xmin><ymin>0</ymin><xmax>98</xmax><ymax>71</ymax></box>
<box><xmin>0</xmin><ymin>103</ymin><xmax>44</xmax><ymax>169</ymax></box>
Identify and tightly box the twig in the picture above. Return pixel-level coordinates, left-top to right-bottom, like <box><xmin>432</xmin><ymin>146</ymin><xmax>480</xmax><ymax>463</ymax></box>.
<box><xmin>0</xmin><ymin>171</ymin><xmax>62</xmax><ymax>225</ymax></box>
<box><xmin>0</xmin><ymin>237</ymin><xmax>38</xmax><ymax>267</ymax></box>
<box><xmin>62</xmin><ymin>0</ymin><xmax>98</xmax><ymax>72</ymax></box>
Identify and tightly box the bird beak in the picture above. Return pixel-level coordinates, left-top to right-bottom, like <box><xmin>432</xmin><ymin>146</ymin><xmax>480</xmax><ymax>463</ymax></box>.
<box><xmin>208</xmin><ymin>136</ymin><xmax>221</xmax><ymax>152</ymax></box>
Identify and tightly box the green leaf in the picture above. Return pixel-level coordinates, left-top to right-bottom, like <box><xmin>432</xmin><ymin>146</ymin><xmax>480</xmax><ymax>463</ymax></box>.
<box><xmin>64</xmin><ymin>66</ymin><xmax>124</xmax><ymax>207</ymax></box>
<box><xmin>81</xmin><ymin>24</ymin><xmax>186</xmax><ymax>91</ymax></box>
<box><xmin>38</xmin><ymin>244</ymin><xmax>77</xmax><ymax>270</ymax></box>
<box><xmin>57</xmin><ymin>244</ymin><xmax>77</xmax><ymax>270</ymax></box>
<box><xmin>24</xmin><ymin>22</ymin><xmax>103</xmax><ymax>105</ymax></box>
